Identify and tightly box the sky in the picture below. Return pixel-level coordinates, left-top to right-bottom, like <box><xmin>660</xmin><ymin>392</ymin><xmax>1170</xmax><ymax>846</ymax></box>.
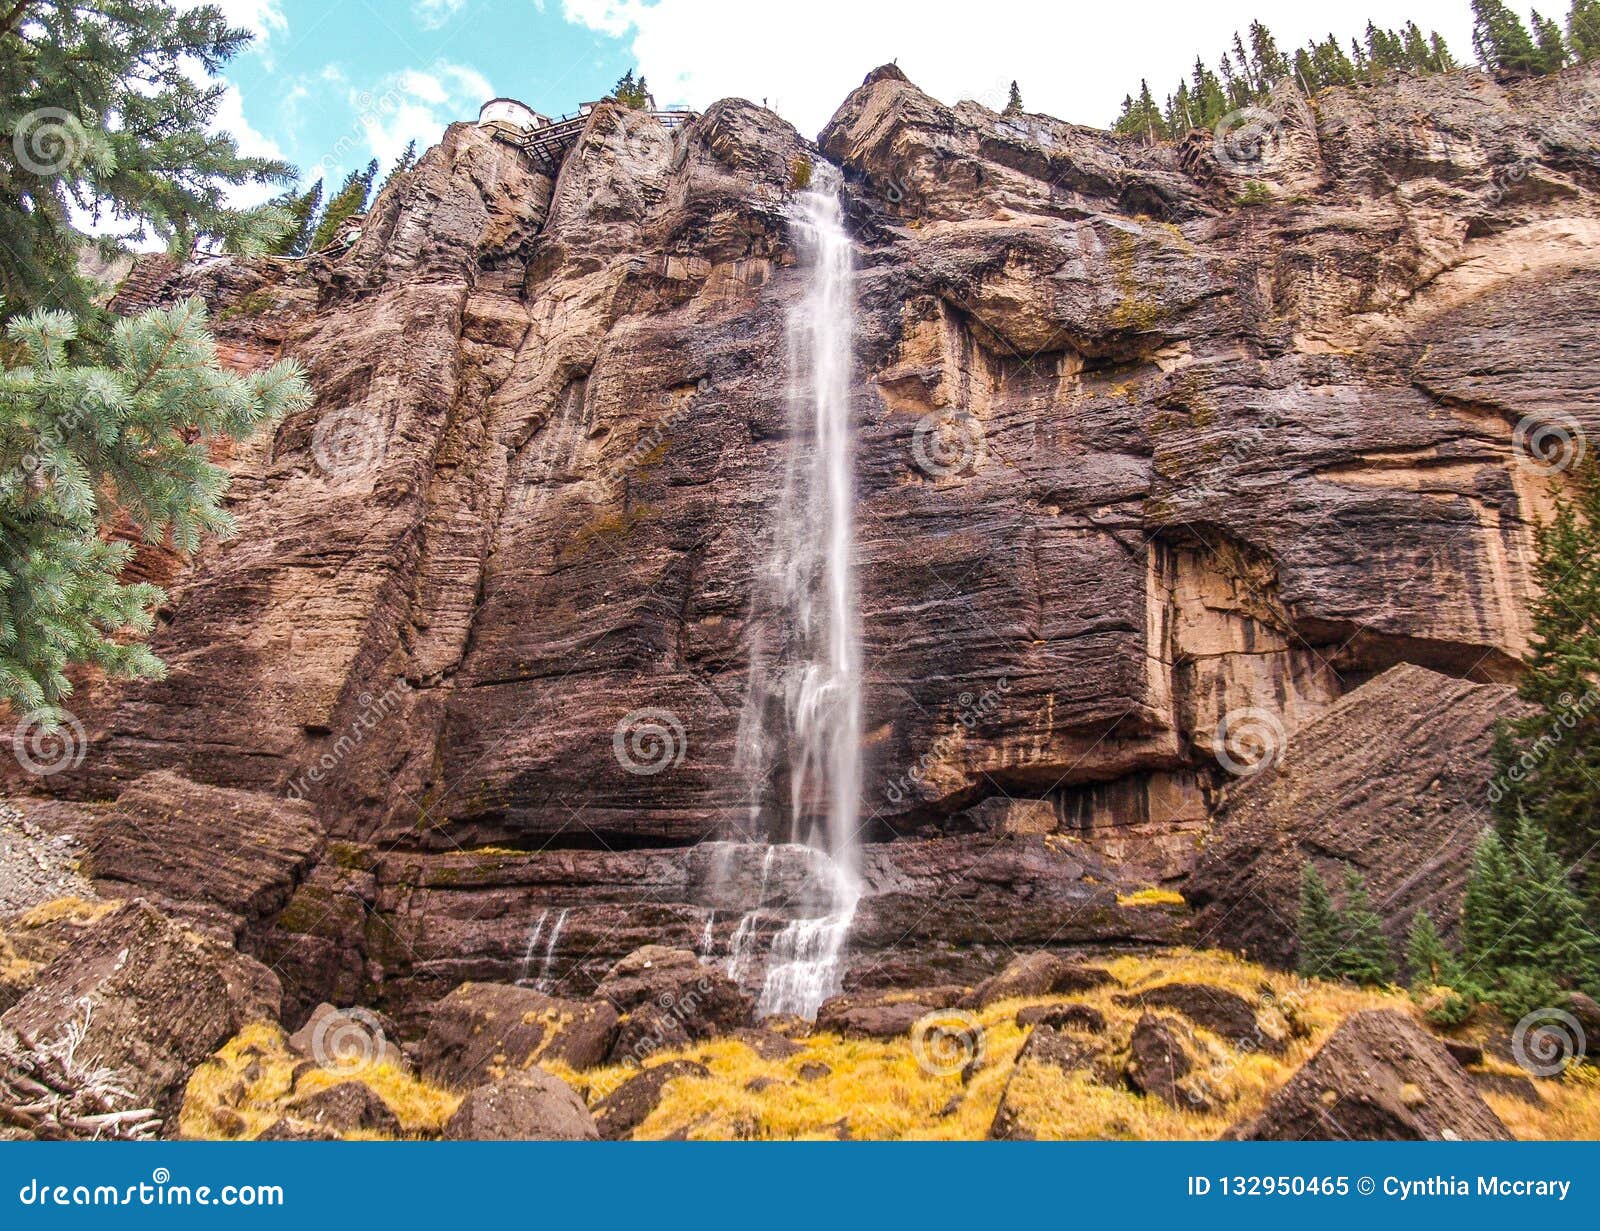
<box><xmin>213</xmin><ymin>0</ymin><xmax>1489</xmax><ymax>195</ymax></box>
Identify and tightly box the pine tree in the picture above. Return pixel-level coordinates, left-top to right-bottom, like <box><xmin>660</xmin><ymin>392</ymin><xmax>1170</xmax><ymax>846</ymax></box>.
<box><xmin>1401</xmin><ymin>22</ymin><xmax>1433</xmax><ymax>69</ymax></box>
<box><xmin>1313</xmin><ymin>34</ymin><xmax>1360</xmax><ymax>85</ymax></box>
<box><xmin>1293</xmin><ymin>48</ymin><xmax>1319</xmax><ymax>94</ymax></box>
<box><xmin>1296</xmin><ymin>864</ymin><xmax>1345</xmax><ymax>977</ymax></box>
<box><xmin>1190</xmin><ymin>58</ymin><xmax>1228</xmax><ymax>127</ymax></box>
<box><xmin>612</xmin><ymin>68</ymin><xmax>651</xmax><ymax>109</ymax></box>
<box><xmin>1004</xmin><ymin>81</ymin><xmax>1024</xmax><ymax>116</ymax></box>
<box><xmin>0</xmin><ymin>303</ymin><xmax>309</xmax><ymax>713</ymax></box>
<box><xmin>1218</xmin><ymin>52</ymin><xmax>1250</xmax><ymax>110</ymax></box>
<box><xmin>1492</xmin><ymin>462</ymin><xmax>1600</xmax><ymax>868</ymax></box>
<box><xmin>1460</xmin><ymin>819</ymin><xmax>1600</xmax><ymax>1015</ymax></box>
<box><xmin>1351</xmin><ymin>36</ymin><xmax>1371</xmax><ymax>76</ymax></box>
<box><xmin>1165</xmin><ymin>82</ymin><xmax>1195</xmax><ymax>134</ymax></box>
<box><xmin>0</xmin><ymin>0</ymin><xmax>309</xmax><ymax>714</ymax></box>
<box><xmin>1429</xmin><ymin>31</ymin><xmax>1459</xmax><ymax>71</ymax></box>
<box><xmin>1405</xmin><ymin>909</ymin><xmax>1460</xmax><ymax>986</ymax></box>
<box><xmin>1571</xmin><ymin>0</ymin><xmax>1600</xmax><ymax>59</ymax></box>
<box><xmin>1465</xmin><ymin>816</ymin><xmax>1600</xmax><ymax>1011</ymax></box>
<box><xmin>1247</xmin><ymin>21</ymin><xmax>1290</xmax><ymax>87</ymax></box>
<box><xmin>1473</xmin><ymin>0</ymin><xmax>1544</xmax><ymax>74</ymax></box>
<box><xmin>1339</xmin><ymin>867</ymin><xmax>1397</xmax><ymax>985</ymax></box>
<box><xmin>1296</xmin><ymin>862</ymin><xmax>1397</xmax><ymax>985</ymax></box>
<box><xmin>267</xmin><ymin>179</ymin><xmax>323</xmax><ymax>257</ymax></box>
<box><xmin>1366</xmin><ymin>22</ymin><xmax>1404</xmax><ymax>73</ymax></box>
<box><xmin>310</xmin><ymin>160</ymin><xmax>378</xmax><ymax>253</ymax></box>
<box><xmin>0</xmin><ymin>0</ymin><xmax>294</xmax><ymax>318</ymax></box>
<box><xmin>1532</xmin><ymin>9</ymin><xmax>1572</xmax><ymax>69</ymax></box>
<box><xmin>375</xmin><ymin>141</ymin><xmax>418</xmax><ymax>202</ymax></box>
<box><xmin>1113</xmin><ymin>81</ymin><xmax>1162</xmax><ymax>141</ymax></box>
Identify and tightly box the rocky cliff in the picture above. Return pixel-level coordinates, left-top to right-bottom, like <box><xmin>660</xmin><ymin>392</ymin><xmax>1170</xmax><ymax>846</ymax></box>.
<box><xmin>14</xmin><ymin>61</ymin><xmax>1600</xmax><ymax>1017</ymax></box>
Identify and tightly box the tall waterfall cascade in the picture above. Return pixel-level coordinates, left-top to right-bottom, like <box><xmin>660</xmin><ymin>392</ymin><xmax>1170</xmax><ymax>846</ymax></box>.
<box><xmin>728</xmin><ymin>172</ymin><xmax>863</xmax><ymax>1019</ymax></box>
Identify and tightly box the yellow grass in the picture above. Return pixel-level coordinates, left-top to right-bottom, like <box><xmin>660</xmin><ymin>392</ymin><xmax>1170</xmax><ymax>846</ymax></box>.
<box><xmin>571</xmin><ymin>950</ymin><xmax>1410</xmax><ymax>1141</ymax></box>
<box><xmin>1483</xmin><ymin>1061</ymin><xmax>1600</xmax><ymax>1140</ymax></box>
<box><xmin>15</xmin><ymin>896</ymin><xmax>118</xmax><ymax>928</ymax></box>
<box><xmin>178</xmin><ymin>950</ymin><xmax>1600</xmax><ymax>1141</ymax></box>
<box><xmin>1116</xmin><ymin>888</ymin><xmax>1186</xmax><ymax>907</ymax></box>
<box><xmin>179</xmin><ymin>1023</ymin><xmax>460</xmax><ymax>1140</ymax></box>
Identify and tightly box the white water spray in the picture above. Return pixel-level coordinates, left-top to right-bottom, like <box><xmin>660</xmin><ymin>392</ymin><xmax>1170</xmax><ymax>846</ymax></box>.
<box><xmin>514</xmin><ymin>909</ymin><xmax>549</xmax><ymax>986</ymax></box>
<box><xmin>535</xmin><ymin>908</ymin><xmax>568</xmax><ymax>991</ymax></box>
<box><xmin>733</xmin><ymin>172</ymin><xmax>862</xmax><ymax>1018</ymax></box>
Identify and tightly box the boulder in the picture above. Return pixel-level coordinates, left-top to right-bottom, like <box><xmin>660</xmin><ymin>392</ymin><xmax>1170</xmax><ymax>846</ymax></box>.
<box><xmin>594</xmin><ymin>946</ymin><xmax>751</xmax><ymax>1038</ymax></box>
<box><xmin>418</xmin><ymin>982</ymin><xmax>618</xmax><ymax>1087</ymax></box>
<box><xmin>441</xmin><ymin>1068</ymin><xmax>598</xmax><ymax>1141</ymax></box>
<box><xmin>1229</xmin><ymin>1010</ymin><xmax>1511</xmax><ymax>1141</ymax></box>
<box><xmin>1126</xmin><ymin>1013</ymin><xmax>1197</xmax><ymax>1109</ymax></box>
<box><xmin>965</xmin><ymin>952</ymin><xmax>1113</xmax><ymax>1008</ymax></box>
<box><xmin>0</xmin><ymin>900</ymin><xmax>279</xmax><ymax>1118</ymax></box>
<box><xmin>1015</xmin><ymin>1003</ymin><xmax>1106</xmax><ymax>1033</ymax></box>
<box><xmin>814</xmin><ymin>987</ymin><xmax>963</xmax><ymax>1039</ymax></box>
<box><xmin>1115</xmin><ymin>983</ymin><xmax>1283</xmax><ymax>1053</ymax></box>
<box><xmin>257</xmin><ymin>1117</ymin><xmax>339</xmax><ymax>1141</ymax></box>
<box><xmin>607</xmin><ymin>1004</ymin><xmax>692</xmax><ymax>1066</ymax></box>
<box><xmin>1563</xmin><ymin>991</ymin><xmax>1600</xmax><ymax>1055</ymax></box>
<box><xmin>731</xmin><ymin>1027</ymin><xmax>804</xmax><ymax>1060</ymax></box>
<box><xmin>591</xmin><ymin>1059</ymin><xmax>708</xmax><ymax>1140</ymax></box>
<box><xmin>287</xmin><ymin>1003</ymin><xmax>408</xmax><ymax>1073</ymax></box>
<box><xmin>83</xmin><ymin>771</ymin><xmax>322</xmax><ymax>937</ymax></box>
<box><xmin>284</xmin><ymin>1081</ymin><xmax>401</xmax><ymax>1136</ymax></box>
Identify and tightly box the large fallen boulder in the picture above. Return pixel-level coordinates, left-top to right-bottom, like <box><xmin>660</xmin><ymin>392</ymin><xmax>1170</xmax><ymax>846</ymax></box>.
<box><xmin>1126</xmin><ymin>1013</ymin><xmax>1200</xmax><ymax>1109</ymax></box>
<box><xmin>441</xmin><ymin>1068</ymin><xmax>598</xmax><ymax>1140</ymax></box>
<box><xmin>418</xmin><ymin>982</ymin><xmax>617</xmax><ymax>1086</ymax></box>
<box><xmin>1229</xmin><ymin>1009</ymin><xmax>1511</xmax><ymax>1140</ymax></box>
<box><xmin>592</xmin><ymin>1059</ymin><xmax>708</xmax><ymax>1140</ymax></box>
<box><xmin>283</xmin><ymin>1080</ymin><xmax>402</xmax><ymax>1136</ymax></box>
<box><xmin>1</xmin><ymin>900</ymin><xmax>280</xmax><ymax>1124</ymax></box>
<box><xmin>83</xmin><ymin>771</ymin><xmax>323</xmax><ymax>939</ymax></box>
<box><xmin>287</xmin><ymin>1002</ymin><xmax>409</xmax><ymax>1073</ymax></box>
<box><xmin>964</xmin><ymin>951</ymin><xmax>1114</xmax><ymax>1008</ymax></box>
<box><xmin>1188</xmin><ymin>665</ymin><xmax>1520</xmax><ymax>967</ymax></box>
<box><xmin>1115</xmin><ymin>983</ymin><xmax>1285</xmax><ymax>1053</ymax></box>
<box><xmin>594</xmin><ymin>946</ymin><xmax>752</xmax><ymax>1040</ymax></box>
<box><xmin>815</xmin><ymin>985</ymin><xmax>966</xmax><ymax>1039</ymax></box>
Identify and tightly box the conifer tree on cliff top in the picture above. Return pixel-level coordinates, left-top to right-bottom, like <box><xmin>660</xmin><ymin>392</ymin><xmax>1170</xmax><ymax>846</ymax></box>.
<box><xmin>0</xmin><ymin>1</ymin><xmax>310</xmax><ymax>720</ymax></box>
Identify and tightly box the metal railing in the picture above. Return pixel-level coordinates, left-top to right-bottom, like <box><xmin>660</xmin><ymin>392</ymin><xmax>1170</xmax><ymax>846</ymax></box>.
<box><xmin>490</xmin><ymin>106</ymin><xmax>699</xmax><ymax>172</ymax></box>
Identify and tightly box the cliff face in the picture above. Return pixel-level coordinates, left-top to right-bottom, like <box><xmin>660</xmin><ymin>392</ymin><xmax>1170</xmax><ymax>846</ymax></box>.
<box><xmin>30</xmin><ymin>64</ymin><xmax>1600</xmax><ymax>1011</ymax></box>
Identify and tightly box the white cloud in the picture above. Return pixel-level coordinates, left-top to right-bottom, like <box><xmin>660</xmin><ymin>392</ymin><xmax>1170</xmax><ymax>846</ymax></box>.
<box><xmin>336</xmin><ymin>60</ymin><xmax>496</xmax><ymax>172</ymax></box>
<box><xmin>214</xmin><ymin>80</ymin><xmax>286</xmax><ymax>208</ymax></box>
<box><xmin>211</xmin><ymin>0</ymin><xmax>288</xmax><ymax>39</ymax></box>
<box><xmin>561</xmin><ymin>0</ymin><xmax>1478</xmax><ymax>136</ymax></box>
<box><xmin>205</xmin><ymin>0</ymin><xmax>288</xmax><ymax>67</ymax></box>
<box><xmin>414</xmin><ymin>0</ymin><xmax>468</xmax><ymax>30</ymax></box>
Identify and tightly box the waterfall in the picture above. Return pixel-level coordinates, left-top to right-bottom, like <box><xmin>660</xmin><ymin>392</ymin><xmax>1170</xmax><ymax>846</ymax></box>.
<box><xmin>535</xmin><ymin>908</ymin><xmax>568</xmax><ymax>991</ymax></box>
<box><xmin>514</xmin><ymin>909</ymin><xmax>549</xmax><ymax>986</ymax></box>
<box><xmin>732</xmin><ymin>170</ymin><xmax>863</xmax><ymax>1018</ymax></box>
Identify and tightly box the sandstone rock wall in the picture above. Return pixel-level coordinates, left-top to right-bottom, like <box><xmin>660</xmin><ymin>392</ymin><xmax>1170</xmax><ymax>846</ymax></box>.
<box><xmin>20</xmin><ymin>65</ymin><xmax>1600</xmax><ymax>1004</ymax></box>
